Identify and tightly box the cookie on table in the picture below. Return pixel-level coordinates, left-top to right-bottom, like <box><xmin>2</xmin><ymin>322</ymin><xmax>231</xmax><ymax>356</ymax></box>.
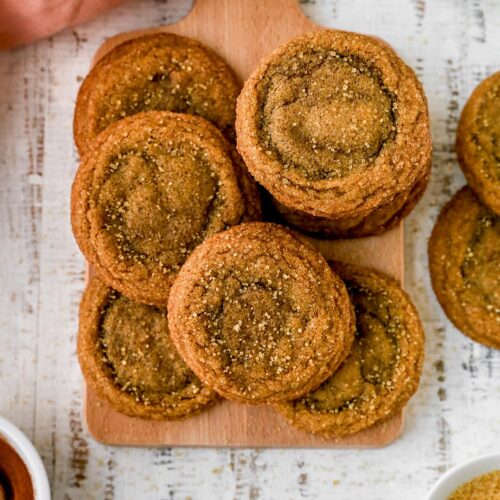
<box><xmin>74</xmin><ymin>32</ymin><xmax>240</xmax><ymax>154</ymax></box>
<box><xmin>236</xmin><ymin>29</ymin><xmax>431</xmax><ymax>235</ymax></box>
<box><xmin>78</xmin><ymin>276</ymin><xmax>217</xmax><ymax>420</ymax></box>
<box><xmin>428</xmin><ymin>186</ymin><xmax>500</xmax><ymax>349</ymax></box>
<box><xmin>275</xmin><ymin>261</ymin><xmax>425</xmax><ymax>437</ymax></box>
<box><xmin>71</xmin><ymin>111</ymin><xmax>261</xmax><ymax>306</ymax></box>
<box><xmin>167</xmin><ymin>222</ymin><xmax>355</xmax><ymax>404</ymax></box>
<box><xmin>457</xmin><ymin>71</ymin><xmax>500</xmax><ymax>215</ymax></box>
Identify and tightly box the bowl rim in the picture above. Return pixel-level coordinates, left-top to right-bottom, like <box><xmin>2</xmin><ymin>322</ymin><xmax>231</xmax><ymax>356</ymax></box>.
<box><xmin>425</xmin><ymin>452</ymin><xmax>500</xmax><ymax>500</ymax></box>
<box><xmin>0</xmin><ymin>415</ymin><xmax>51</xmax><ymax>500</ymax></box>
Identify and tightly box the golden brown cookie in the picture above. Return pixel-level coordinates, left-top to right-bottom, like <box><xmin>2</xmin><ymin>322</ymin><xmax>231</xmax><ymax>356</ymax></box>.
<box><xmin>275</xmin><ymin>261</ymin><xmax>424</xmax><ymax>436</ymax></box>
<box><xmin>74</xmin><ymin>32</ymin><xmax>240</xmax><ymax>155</ymax></box>
<box><xmin>236</xmin><ymin>29</ymin><xmax>431</xmax><ymax>227</ymax></box>
<box><xmin>78</xmin><ymin>276</ymin><xmax>217</xmax><ymax>420</ymax></box>
<box><xmin>71</xmin><ymin>111</ymin><xmax>261</xmax><ymax>306</ymax></box>
<box><xmin>274</xmin><ymin>173</ymin><xmax>429</xmax><ymax>238</ymax></box>
<box><xmin>457</xmin><ymin>71</ymin><xmax>500</xmax><ymax>215</ymax></box>
<box><xmin>428</xmin><ymin>186</ymin><xmax>500</xmax><ymax>349</ymax></box>
<box><xmin>167</xmin><ymin>222</ymin><xmax>355</xmax><ymax>404</ymax></box>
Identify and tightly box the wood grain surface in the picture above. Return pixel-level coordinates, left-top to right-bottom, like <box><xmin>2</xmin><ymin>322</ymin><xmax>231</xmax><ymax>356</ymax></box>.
<box><xmin>2</xmin><ymin>0</ymin><xmax>499</xmax><ymax>498</ymax></box>
<box><xmin>84</xmin><ymin>0</ymin><xmax>404</xmax><ymax>448</ymax></box>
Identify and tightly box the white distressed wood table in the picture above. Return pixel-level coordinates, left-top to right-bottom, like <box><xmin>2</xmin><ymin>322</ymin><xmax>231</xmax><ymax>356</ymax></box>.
<box><xmin>0</xmin><ymin>0</ymin><xmax>499</xmax><ymax>498</ymax></box>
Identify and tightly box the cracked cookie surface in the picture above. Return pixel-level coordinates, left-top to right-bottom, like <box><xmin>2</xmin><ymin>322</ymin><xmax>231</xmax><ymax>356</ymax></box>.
<box><xmin>429</xmin><ymin>186</ymin><xmax>500</xmax><ymax>348</ymax></box>
<box><xmin>167</xmin><ymin>222</ymin><xmax>355</xmax><ymax>404</ymax></box>
<box><xmin>457</xmin><ymin>71</ymin><xmax>500</xmax><ymax>215</ymax></box>
<box><xmin>275</xmin><ymin>261</ymin><xmax>424</xmax><ymax>436</ymax></box>
<box><xmin>78</xmin><ymin>276</ymin><xmax>217</xmax><ymax>420</ymax></box>
<box><xmin>71</xmin><ymin>111</ymin><xmax>261</xmax><ymax>306</ymax></box>
<box><xmin>236</xmin><ymin>29</ymin><xmax>431</xmax><ymax>224</ymax></box>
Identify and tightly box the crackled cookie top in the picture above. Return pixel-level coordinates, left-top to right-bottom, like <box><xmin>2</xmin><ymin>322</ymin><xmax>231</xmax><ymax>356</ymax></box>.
<box><xmin>71</xmin><ymin>111</ymin><xmax>260</xmax><ymax>306</ymax></box>
<box><xmin>101</xmin><ymin>293</ymin><xmax>197</xmax><ymax>405</ymax></box>
<box><xmin>256</xmin><ymin>47</ymin><xmax>396</xmax><ymax>181</ymax></box>
<box><xmin>78</xmin><ymin>277</ymin><xmax>217</xmax><ymax>420</ymax></box>
<box><xmin>275</xmin><ymin>262</ymin><xmax>424</xmax><ymax>436</ymax></box>
<box><xmin>236</xmin><ymin>29</ymin><xmax>431</xmax><ymax>219</ymax></box>
<box><xmin>429</xmin><ymin>187</ymin><xmax>500</xmax><ymax>349</ymax></box>
<box><xmin>74</xmin><ymin>33</ymin><xmax>240</xmax><ymax>154</ymax></box>
<box><xmin>167</xmin><ymin>223</ymin><xmax>354</xmax><ymax>404</ymax></box>
<box><xmin>457</xmin><ymin>71</ymin><xmax>500</xmax><ymax>215</ymax></box>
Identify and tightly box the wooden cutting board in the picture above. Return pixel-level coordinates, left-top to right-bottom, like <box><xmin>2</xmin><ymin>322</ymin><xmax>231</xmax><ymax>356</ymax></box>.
<box><xmin>84</xmin><ymin>0</ymin><xmax>405</xmax><ymax>447</ymax></box>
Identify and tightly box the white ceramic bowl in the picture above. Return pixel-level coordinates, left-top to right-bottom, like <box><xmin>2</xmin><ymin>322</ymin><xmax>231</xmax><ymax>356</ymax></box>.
<box><xmin>426</xmin><ymin>453</ymin><xmax>500</xmax><ymax>500</ymax></box>
<box><xmin>0</xmin><ymin>416</ymin><xmax>51</xmax><ymax>500</ymax></box>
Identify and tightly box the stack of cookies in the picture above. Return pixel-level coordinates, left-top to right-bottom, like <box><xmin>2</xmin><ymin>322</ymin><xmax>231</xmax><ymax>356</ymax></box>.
<box><xmin>71</xmin><ymin>30</ymin><xmax>427</xmax><ymax>437</ymax></box>
<box><xmin>429</xmin><ymin>71</ymin><xmax>500</xmax><ymax>350</ymax></box>
<box><xmin>237</xmin><ymin>30</ymin><xmax>432</xmax><ymax>238</ymax></box>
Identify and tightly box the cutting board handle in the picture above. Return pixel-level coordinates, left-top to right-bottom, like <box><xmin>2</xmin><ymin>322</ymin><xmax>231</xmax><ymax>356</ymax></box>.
<box><xmin>185</xmin><ymin>0</ymin><xmax>309</xmax><ymax>25</ymax></box>
<box><xmin>93</xmin><ymin>0</ymin><xmax>316</xmax><ymax>78</ymax></box>
<box><xmin>172</xmin><ymin>0</ymin><xmax>316</xmax><ymax>78</ymax></box>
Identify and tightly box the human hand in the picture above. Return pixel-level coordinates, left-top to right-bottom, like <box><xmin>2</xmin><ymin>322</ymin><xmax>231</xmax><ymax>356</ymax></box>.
<box><xmin>0</xmin><ymin>0</ymin><xmax>124</xmax><ymax>50</ymax></box>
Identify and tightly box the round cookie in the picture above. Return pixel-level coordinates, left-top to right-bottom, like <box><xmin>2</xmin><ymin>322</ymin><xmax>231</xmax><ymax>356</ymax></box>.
<box><xmin>457</xmin><ymin>71</ymin><xmax>500</xmax><ymax>215</ymax></box>
<box><xmin>167</xmin><ymin>222</ymin><xmax>355</xmax><ymax>404</ymax></box>
<box><xmin>428</xmin><ymin>186</ymin><xmax>500</xmax><ymax>349</ymax></box>
<box><xmin>275</xmin><ymin>261</ymin><xmax>425</xmax><ymax>436</ymax></box>
<box><xmin>236</xmin><ymin>29</ymin><xmax>431</xmax><ymax>222</ymax></box>
<box><xmin>71</xmin><ymin>111</ymin><xmax>261</xmax><ymax>306</ymax></box>
<box><xmin>78</xmin><ymin>276</ymin><xmax>217</xmax><ymax>420</ymax></box>
<box><xmin>274</xmin><ymin>173</ymin><xmax>429</xmax><ymax>238</ymax></box>
<box><xmin>74</xmin><ymin>32</ymin><xmax>240</xmax><ymax>155</ymax></box>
